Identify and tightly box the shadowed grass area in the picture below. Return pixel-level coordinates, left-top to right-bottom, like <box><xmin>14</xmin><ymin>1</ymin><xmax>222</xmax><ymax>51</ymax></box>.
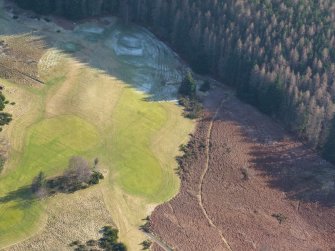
<box><xmin>0</xmin><ymin>14</ymin><xmax>194</xmax><ymax>249</ymax></box>
<box><xmin>0</xmin><ymin>55</ymin><xmax>194</xmax><ymax>249</ymax></box>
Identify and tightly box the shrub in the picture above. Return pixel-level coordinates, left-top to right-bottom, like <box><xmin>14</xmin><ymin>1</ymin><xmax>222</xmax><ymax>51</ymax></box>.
<box><xmin>74</xmin><ymin>244</ymin><xmax>88</xmax><ymax>251</ymax></box>
<box><xmin>0</xmin><ymin>112</ymin><xmax>13</xmax><ymax>126</ymax></box>
<box><xmin>86</xmin><ymin>239</ymin><xmax>98</xmax><ymax>246</ymax></box>
<box><xmin>112</xmin><ymin>243</ymin><xmax>127</xmax><ymax>251</ymax></box>
<box><xmin>141</xmin><ymin>240</ymin><xmax>152</xmax><ymax>250</ymax></box>
<box><xmin>89</xmin><ymin>171</ymin><xmax>104</xmax><ymax>185</ymax></box>
<box><xmin>140</xmin><ymin>218</ymin><xmax>151</xmax><ymax>233</ymax></box>
<box><xmin>241</xmin><ymin>167</ymin><xmax>249</xmax><ymax>181</ymax></box>
<box><xmin>71</xmin><ymin>226</ymin><xmax>126</xmax><ymax>251</ymax></box>
<box><xmin>179</xmin><ymin>97</ymin><xmax>203</xmax><ymax>119</ymax></box>
<box><xmin>89</xmin><ymin>174</ymin><xmax>100</xmax><ymax>185</ymax></box>
<box><xmin>272</xmin><ymin>213</ymin><xmax>287</xmax><ymax>224</ymax></box>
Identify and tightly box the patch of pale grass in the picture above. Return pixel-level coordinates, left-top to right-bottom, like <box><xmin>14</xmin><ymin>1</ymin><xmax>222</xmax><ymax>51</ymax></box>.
<box><xmin>0</xmin><ymin>20</ymin><xmax>195</xmax><ymax>251</ymax></box>
<box><xmin>5</xmin><ymin>186</ymin><xmax>114</xmax><ymax>251</ymax></box>
<box><xmin>38</xmin><ymin>49</ymin><xmax>62</xmax><ymax>76</ymax></box>
<box><xmin>0</xmin><ymin>35</ymin><xmax>45</xmax><ymax>84</ymax></box>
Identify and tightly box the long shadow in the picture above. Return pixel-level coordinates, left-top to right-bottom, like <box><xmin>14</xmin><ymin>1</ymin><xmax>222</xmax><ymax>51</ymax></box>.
<box><xmin>209</xmin><ymin>87</ymin><xmax>335</xmax><ymax>208</ymax></box>
<box><xmin>0</xmin><ymin>175</ymin><xmax>97</xmax><ymax>209</ymax></box>
<box><xmin>4</xmin><ymin>0</ymin><xmax>334</xmax><ymax>208</ymax></box>
<box><xmin>0</xmin><ymin>1</ymin><xmax>190</xmax><ymax>214</ymax></box>
<box><xmin>0</xmin><ymin>185</ymin><xmax>36</xmax><ymax>205</ymax></box>
<box><xmin>249</xmin><ymin>143</ymin><xmax>335</xmax><ymax>207</ymax></box>
<box><xmin>1</xmin><ymin>1</ymin><xmax>188</xmax><ymax>101</ymax></box>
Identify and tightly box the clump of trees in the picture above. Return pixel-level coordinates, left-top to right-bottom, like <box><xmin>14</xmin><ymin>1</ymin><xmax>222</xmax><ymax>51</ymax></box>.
<box><xmin>129</xmin><ymin>0</ymin><xmax>335</xmax><ymax>164</ymax></box>
<box><xmin>31</xmin><ymin>156</ymin><xmax>104</xmax><ymax>198</ymax></box>
<box><xmin>15</xmin><ymin>0</ymin><xmax>335</xmax><ymax>164</ymax></box>
<box><xmin>70</xmin><ymin>226</ymin><xmax>127</xmax><ymax>251</ymax></box>
<box><xmin>178</xmin><ymin>72</ymin><xmax>203</xmax><ymax>119</ymax></box>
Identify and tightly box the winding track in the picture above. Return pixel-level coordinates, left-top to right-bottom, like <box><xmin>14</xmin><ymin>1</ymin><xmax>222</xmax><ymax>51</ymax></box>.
<box><xmin>143</xmin><ymin>232</ymin><xmax>174</xmax><ymax>251</ymax></box>
<box><xmin>197</xmin><ymin>93</ymin><xmax>233</xmax><ymax>251</ymax></box>
<box><xmin>148</xmin><ymin>91</ymin><xmax>233</xmax><ymax>251</ymax></box>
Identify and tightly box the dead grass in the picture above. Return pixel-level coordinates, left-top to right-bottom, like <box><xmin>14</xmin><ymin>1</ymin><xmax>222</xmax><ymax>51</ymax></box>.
<box><xmin>5</xmin><ymin>185</ymin><xmax>114</xmax><ymax>251</ymax></box>
<box><xmin>0</xmin><ymin>8</ymin><xmax>194</xmax><ymax>250</ymax></box>
<box><xmin>0</xmin><ymin>35</ymin><xmax>46</xmax><ymax>85</ymax></box>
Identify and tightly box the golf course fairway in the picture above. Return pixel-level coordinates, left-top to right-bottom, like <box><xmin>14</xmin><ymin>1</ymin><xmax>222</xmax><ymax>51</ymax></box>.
<box><xmin>0</xmin><ymin>36</ymin><xmax>194</xmax><ymax>250</ymax></box>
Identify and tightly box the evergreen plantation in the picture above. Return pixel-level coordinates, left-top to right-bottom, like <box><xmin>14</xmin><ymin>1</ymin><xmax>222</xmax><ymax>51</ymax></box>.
<box><xmin>14</xmin><ymin>0</ymin><xmax>335</xmax><ymax>163</ymax></box>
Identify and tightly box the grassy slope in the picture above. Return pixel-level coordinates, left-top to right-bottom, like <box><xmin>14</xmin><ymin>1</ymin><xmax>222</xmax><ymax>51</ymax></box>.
<box><xmin>0</xmin><ymin>48</ymin><xmax>194</xmax><ymax>250</ymax></box>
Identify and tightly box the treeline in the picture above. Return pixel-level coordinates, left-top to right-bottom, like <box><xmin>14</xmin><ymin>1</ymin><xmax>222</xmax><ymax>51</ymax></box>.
<box><xmin>14</xmin><ymin>0</ymin><xmax>335</xmax><ymax>163</ymax></box>
<box><xmin>128</xmin><ymin>0</ymin><xmax>335</xmax><ymax>163</ymax></box>
<box><xmin>14</xmin><ymin>0</ymin><xmax>119</xmax><ymax>19</ymax></box>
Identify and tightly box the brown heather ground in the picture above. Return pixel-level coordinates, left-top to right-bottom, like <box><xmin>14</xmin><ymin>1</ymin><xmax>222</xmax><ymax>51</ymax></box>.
<box><xmin>150</xmin><ymin>86</ymin><xmax>335</xmax><ymax>251</ymax></box>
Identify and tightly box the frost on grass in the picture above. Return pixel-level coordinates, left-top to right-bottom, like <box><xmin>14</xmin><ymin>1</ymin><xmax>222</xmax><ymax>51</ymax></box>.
<box><xmin>38</xmin><ymin>49</ymin><xmax>62</xmax><ymax>73</ymax></box>
<box><xmin>103</xmin><ymin>24</ymin><xmax>188</xmax><ymax>100</ymax></box>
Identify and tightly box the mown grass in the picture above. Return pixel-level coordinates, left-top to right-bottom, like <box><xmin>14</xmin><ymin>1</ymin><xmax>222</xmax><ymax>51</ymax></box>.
<box><xmin>0</xmin><ymin>52</ymin><xmax>194</xmax><ymax>249</ymax></box>
<box><xmin>109</xmin><ymin>88</ymin><xmax>168</xmax><ymax>200</ymax></box>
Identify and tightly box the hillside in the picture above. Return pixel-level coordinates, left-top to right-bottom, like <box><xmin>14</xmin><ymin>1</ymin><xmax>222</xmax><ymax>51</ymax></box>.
<box><xmin>151</xmin><ymin>85</ymin><xmax>335</xmax><ymax>251</ymax></box>
<box><xmin>0</xmin><ymin>2</ymin><xmax>194</xmax><ymax>250</ymax></box>
<box><xmin>1</xmin><ymin>1</ymin><xmax>335</xmax><ymax>250</ymax></box>
<box><xmin>13</xmin><ymin>0</ymin><xmax>335</xmax><ymax>164</ymax></box>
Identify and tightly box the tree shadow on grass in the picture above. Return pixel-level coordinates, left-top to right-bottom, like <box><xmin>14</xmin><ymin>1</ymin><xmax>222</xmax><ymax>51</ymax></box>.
<box><xmin>0</xmin><ymin>185</ymin><xmax>36</xmax><ymax>204</ymax></box>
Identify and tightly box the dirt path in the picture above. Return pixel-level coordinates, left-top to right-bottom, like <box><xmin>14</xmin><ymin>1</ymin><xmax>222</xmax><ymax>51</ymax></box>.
<box><xmin>197</xmin><ymin>94</ymin><xmax>232</xmax><ymax>251</ymax></box>
<box><xmin>143</xmin><ymin>232</ymin><xmax>173</xmax><ymax>251</ymax></box>
<box><xmin>150</xmin><ymin>86</ymin><xmax>335</xmax><ymax>251</ymax></box>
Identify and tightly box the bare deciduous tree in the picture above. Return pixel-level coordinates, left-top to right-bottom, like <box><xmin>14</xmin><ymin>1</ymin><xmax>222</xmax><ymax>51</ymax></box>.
<box><xmin>64</xmin><ymin>156</ymin><xmax>92</xmax><ymax>184</ymax></box>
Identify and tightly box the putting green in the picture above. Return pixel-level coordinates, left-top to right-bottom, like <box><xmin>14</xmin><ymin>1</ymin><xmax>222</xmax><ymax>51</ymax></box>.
<box><xmin>23</xmin><ymin>115</ymin><xmax>100</xmax><ymax>175</ymax></box>
<box><xmin>0</xmin><ymin>115</ymin><xmax>100</xmax><ymax>245</ymax></box>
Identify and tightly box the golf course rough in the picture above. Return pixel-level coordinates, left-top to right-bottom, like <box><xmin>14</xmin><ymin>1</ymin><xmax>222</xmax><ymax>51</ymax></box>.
<box><xmin>0</xmin><ymin>18</ymin><xmax>194</xmax><ymax>250</ymax></box>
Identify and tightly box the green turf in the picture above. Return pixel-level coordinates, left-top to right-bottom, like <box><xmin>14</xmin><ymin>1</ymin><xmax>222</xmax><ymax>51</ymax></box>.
<box><xmin>0</xmin><ymin>115</ymin><xmax>100</xmax><ymax>246</ymax></box>
<box><xmin>0</xmin><ymin>59</ymin><xmax>194</xmax><ymax>248</ymax></box>
<box><xmin>108</xmin><ymin>88</ymin><xmax>170</xmax><ymax>200</ymax></box>
<box><xmin>0</xmin><ymin>21</ymin><xmax>195</xmax><ymax>248</ymax></box>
